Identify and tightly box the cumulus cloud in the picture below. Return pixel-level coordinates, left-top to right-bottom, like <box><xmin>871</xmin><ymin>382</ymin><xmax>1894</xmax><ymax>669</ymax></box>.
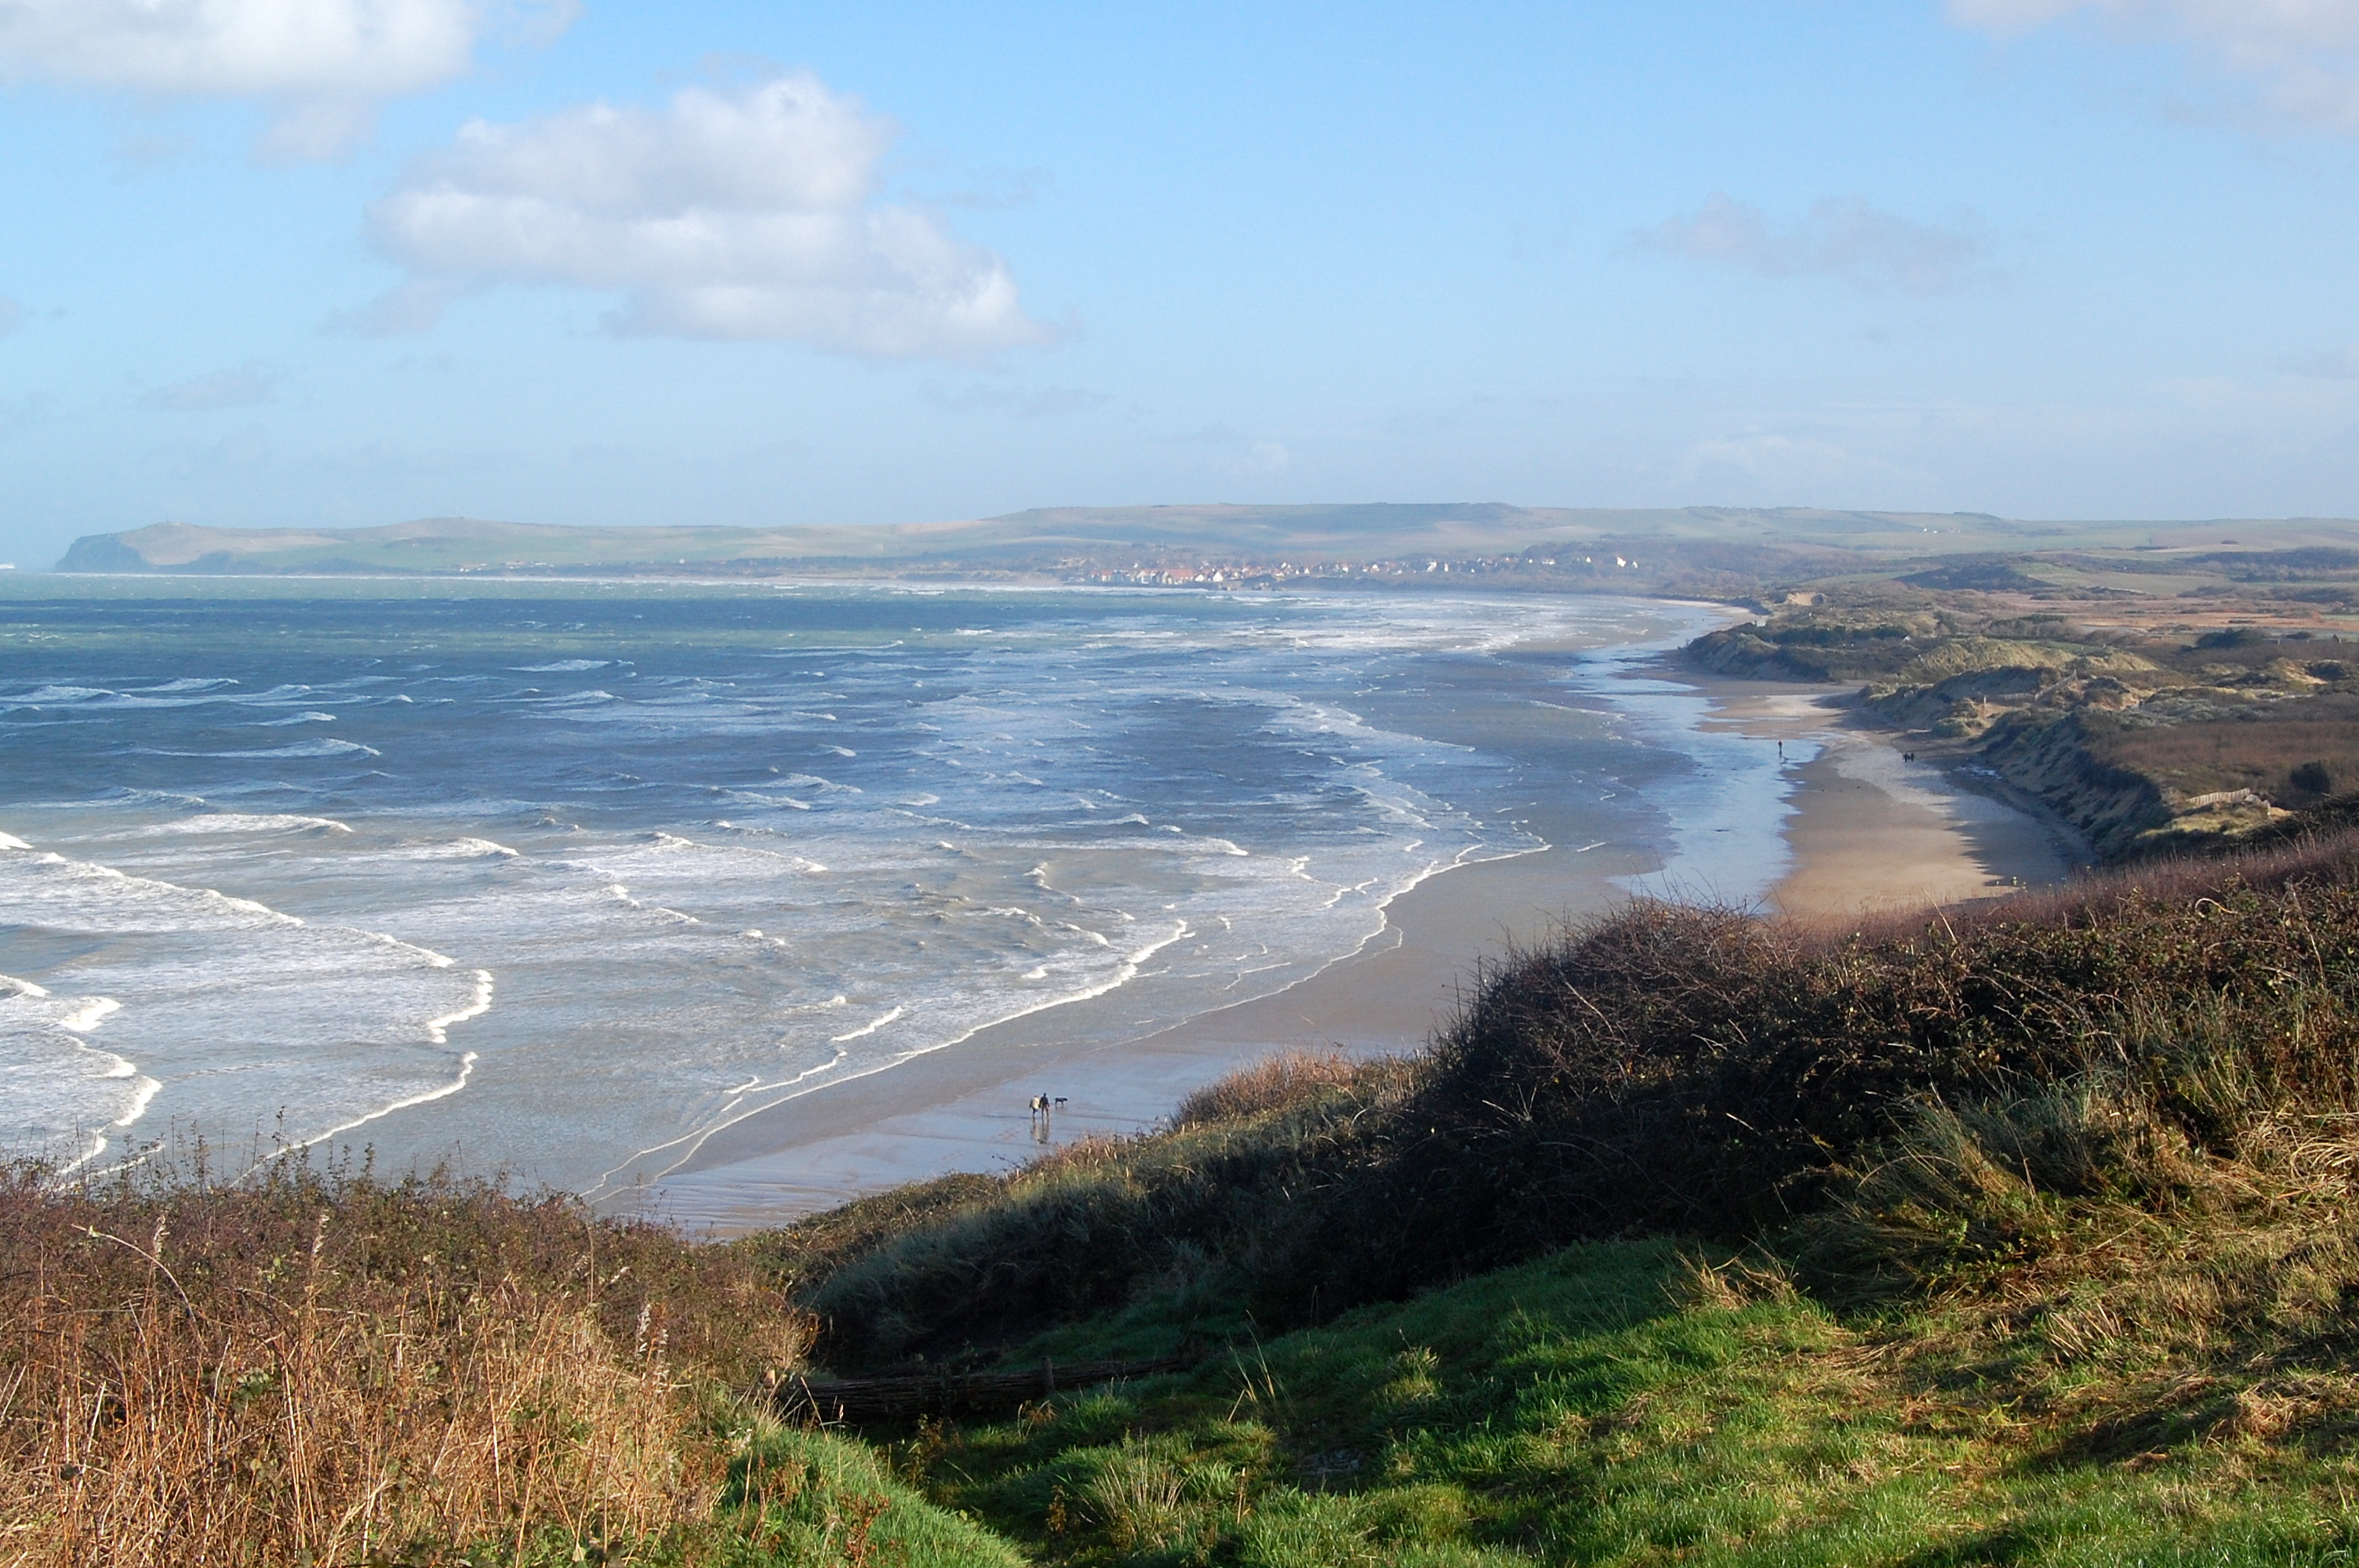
<box><xmin>1949</xmin><ymin>0</ymin><xmax>2359</xmax><ymax>132</ymax></box>
<box><xmin>1637</xmin><ymin>194</ymin><xmax>1990</xmax><ymax>296</ymax></box>
<box><xmin>351</xmin><ymin>72</ymin><xmax>1050</xmax><ymax>358</ymax></box>
<box><xmin>0</xmin><ymin>0</ymin><xmax>572</xmax><ymax>157</ymax></box>
<box><xmin>141</xmin><ymin>361</ymin><xmax>282</xmax><ymax>410</ymax></box>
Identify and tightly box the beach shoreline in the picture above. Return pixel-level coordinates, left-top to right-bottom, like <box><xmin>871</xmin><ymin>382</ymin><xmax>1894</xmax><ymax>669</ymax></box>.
<box><xmin>645</xmin><ymin>655</ymin><xmax>2088</xmax><ymax>1236</ymax></box>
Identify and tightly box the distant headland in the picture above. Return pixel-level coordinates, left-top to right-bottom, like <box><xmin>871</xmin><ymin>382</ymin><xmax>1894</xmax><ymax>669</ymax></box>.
<box><xmin>58</xmin><ymin>504</ymin><xmax>2359</xmax><ymax>597</ymax></box>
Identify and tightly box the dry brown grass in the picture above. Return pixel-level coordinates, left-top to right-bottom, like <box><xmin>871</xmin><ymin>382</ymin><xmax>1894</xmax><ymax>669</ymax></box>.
<box><xmin>0</xmin><ymin>1159</ymin><xmax>812</xmax><ymax>1566</ymax></box>
<box><xmin>1793</xmin><ymin>1059</ymin><xmax>2359</xmax><ymax>1457</ymax></box>
<box><xmin>2088</xmin><ymin>695</ymin><xmax>2359</xmax><ymax>803</ymax></box>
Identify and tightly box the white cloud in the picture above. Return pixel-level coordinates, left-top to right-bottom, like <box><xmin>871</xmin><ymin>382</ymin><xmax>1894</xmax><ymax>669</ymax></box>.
<box><xmin>1638</xmin><ymin>194</ymin><xmax>1990</xmax><ymax>296</ymax></box>
<box><xmin>141</xmin><ymin>361</ymin><xmax>282</xmax><ymax>410</ymax></box>
<box><xmin>0</xmin><ymin>0</ymin><xmax>572</xmax><ymax>157</ymax></box>
<box><xmin>354</xmin><ymin>72</ymin><xmax>1051</xmax><ymax>359</ymax></box>
<box><xmin>1948</xmin><ymin>0</ymin><xmax>2359</xmax><ymax>132</ymax></box>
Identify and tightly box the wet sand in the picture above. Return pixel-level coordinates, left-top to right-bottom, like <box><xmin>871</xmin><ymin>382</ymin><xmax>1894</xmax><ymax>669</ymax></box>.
<box><xmin>648</xmin><ymin>666</ymin><xmax>2088</xmax><ymax>1234</ymax></box>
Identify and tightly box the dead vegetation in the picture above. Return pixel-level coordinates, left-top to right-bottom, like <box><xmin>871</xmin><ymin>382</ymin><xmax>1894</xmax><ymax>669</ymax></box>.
<box><xmin>0</xmin><ymin>1156</ymin><xmax>812</xmax><ymax>1566</ymax></box>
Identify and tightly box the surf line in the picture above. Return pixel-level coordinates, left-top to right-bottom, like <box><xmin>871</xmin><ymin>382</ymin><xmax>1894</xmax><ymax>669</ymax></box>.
<box><xmin>583</xmin><ymin>920</ymin><xmax>1197</xmax><ymax>1200</ymax></box>
<box><xmin>243</xmin><ymin>969</ymin><xmax>495</xmax><ymax>1171</ymax></box>
<box><xmin>31</xmin><ymin>989</ymin><xmax>162</xmax><ymax>1179</ymax></box>
<box><xmin>830</xmin><ymin>1005</ymin><xmax>904</xmax><ymax>1044</ymax></box>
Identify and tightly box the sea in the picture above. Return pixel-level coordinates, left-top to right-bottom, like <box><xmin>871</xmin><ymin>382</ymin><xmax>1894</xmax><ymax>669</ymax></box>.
<box><xmin>0</xmin><ymin>578</ymin><xmax>1803</xmax><ymax>1208</ymax></box>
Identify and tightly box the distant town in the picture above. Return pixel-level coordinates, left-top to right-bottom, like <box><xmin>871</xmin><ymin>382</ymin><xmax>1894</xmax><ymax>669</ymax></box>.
<box><xmin>1064</xmin><ymin>550</ymin><xmax>1648</xmax><ymax>588</ymax></box>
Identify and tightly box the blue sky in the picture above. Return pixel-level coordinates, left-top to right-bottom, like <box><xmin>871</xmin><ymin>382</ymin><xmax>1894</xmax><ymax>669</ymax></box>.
<box><xmin>2</xmin><ymin>0</ymin><xmax>2357</xmax><ymax>565</ymax></box>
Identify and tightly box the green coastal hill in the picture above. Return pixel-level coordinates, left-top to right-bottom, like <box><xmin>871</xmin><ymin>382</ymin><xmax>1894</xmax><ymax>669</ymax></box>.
<box><xmin>59</xmin><ymin>505</ymin><xmax>2359</xmax><ymax>580</ymax></box>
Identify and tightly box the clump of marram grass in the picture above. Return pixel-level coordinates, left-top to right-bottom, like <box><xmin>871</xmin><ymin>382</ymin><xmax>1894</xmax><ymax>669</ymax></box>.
<box><xmin>1785</xmin><ymin>1043</ymin><xmax>2359</xmax><ymax>1456</ymax></box>
<box><xmin>0</xmin><ymin>1154</ymin><xmax>813</xmax><ymax>1567</ymax></box>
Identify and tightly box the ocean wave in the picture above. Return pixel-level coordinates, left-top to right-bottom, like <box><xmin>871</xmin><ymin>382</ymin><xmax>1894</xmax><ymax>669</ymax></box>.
<box><xmin>112</xmin><ymin>813</ymin><xmax>354</xmax><ymax>838</ymax></box>
<box><xmin>0</xmin><ymin>839</ymin><xmax>493</xmax><ymax>1166</ymax></box>
<box><xmin>721</xmin><ymin>790</ymin><xmax>812</xmax><ymax>810</ymax></box>
<box><xmin>126</xmin><ymin>677</ymin><xmax>238</xmax><ymax>694</ymax></box>
<box><xmin>511</xmin><ymin>659</ymin><xmax>612</xmax><ymax>672</ymax></box>
<box><xmin>258</xmin><ymin>711</ymin><xmax>336</xmax><ymax>726</ymax></box>
<box><xmin>137</xmin><ymin>739</ymin><xmax>381</xmax><ymax>760</ymax></box>
<box><xmin>829</xmin><ymin>1005</ymin><xmax>904</xmax><ymax>1043</ymax></box>
<box><xmin>0</xmin><ymin>981</ymin><xmax>157</xmax><ymax>1171</ymax></box>
<box><xmin>773</xmin><ymin>773</ymin><xmax>860</xmax><ymax>793</ymax></box>
<box><xmin>423</xmin><ymin>971</ymin><xmax>494</xmax><ymax>1044</ymax></box>
<box><xmin>9</xmin><ymin>685</ymin><xmax>114</xmax><ymax>705</ymax></box>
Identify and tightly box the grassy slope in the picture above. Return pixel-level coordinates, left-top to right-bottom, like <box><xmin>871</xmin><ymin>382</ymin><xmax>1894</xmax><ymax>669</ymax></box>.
<box><xmin>903</xmin><ymin>1239</ymin><xmax>2359</xmax><ymax>1566</ymax></box>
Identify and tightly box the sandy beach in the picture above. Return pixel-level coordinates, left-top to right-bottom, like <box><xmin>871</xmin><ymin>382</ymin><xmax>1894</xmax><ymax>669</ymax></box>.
<box><xmin>1679</xmin><ymin>675</ymin><xmax>2089</xmax><ymax>920</ymax></box>
<box><xmin>649</xmin><ymin>662</ymin><xmax>2088</xmax><ymax>1234</ymax></box>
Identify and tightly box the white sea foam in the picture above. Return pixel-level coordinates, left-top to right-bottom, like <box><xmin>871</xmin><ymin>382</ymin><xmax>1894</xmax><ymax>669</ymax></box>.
<box><xmin>120</xmin><ymin>813</ymin><xmax>355</xmax><ymax>837</ymax></box>
<box><xmin>56</xmin><ymin>997</ymin><xmax>122</xmax><ymax>1033</ymax></box>
<box><xmin>0</xmin><ymin>838</ymin><xmax>499</xmax><ymax>1161</ymax></box>
<box><xmin>140</xmin><ymin>739</ymin><xmax>381</xmax><ymax>760</ymax></box>
<box><xmin>423</xmin><ymin>971</ymin><xmax>495</xmax><ymax>1044</ymax></box>
<box><xmin>829</xmin><ymin>1006</ymin><xmax>904</xmax><ymax>1043</ymax></box>
<box><xmin>394</xmin><ymin>837</ymin><xmax>519</xmax><ymax>859</ymax></box>
<box><xmin>129</xmin><ymin>677</ymin><xmax>237</xmax><ymax>694</ymax></box>
<box><xmin>0</xmin><ymin>979</ymin><xmax>158</xmax><ymax>1171</ymax></box>
<box><xmin>512</xmin><ymin>659</ymin><xmax>612</xmax><ymax>672</ymax></box>
<box><xmin>12</xmin><ymin>684</ymin><xmax>114</xmax><ymax>704</ymax></box>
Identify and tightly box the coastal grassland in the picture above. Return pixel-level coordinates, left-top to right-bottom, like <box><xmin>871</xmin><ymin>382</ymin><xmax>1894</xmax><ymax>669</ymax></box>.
<box><xmin>0</xmin><ymin>1154</ymin><xmax>1016</xmax><ymax>1567</ymax></box>
<box><xmin>765</xmin><ymin>833</ymin><xmax>2359</xmax><ymax>1368</ymax></box>
<box><xmin>23</xmin><ymin>833</ymin><xmax>2359</xmax><ymax>1563</ymax></box>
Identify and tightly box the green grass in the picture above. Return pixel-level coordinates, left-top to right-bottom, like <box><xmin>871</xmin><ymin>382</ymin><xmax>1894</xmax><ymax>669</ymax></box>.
<box><xmin>697</xmin><ymin>1419</ymin><xmax>1027</xmax><ymax>1567</ymax></box>
<box><xmin>880</xmin><ymin>1240</ymin><xmax>2359</xmax><ymax>1566</ymax></box>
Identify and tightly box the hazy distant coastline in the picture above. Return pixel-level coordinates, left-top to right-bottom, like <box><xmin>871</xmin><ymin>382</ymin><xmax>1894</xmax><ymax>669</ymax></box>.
<box><xmin>57</xmin><ymin>506</ymin><xmax>2359</xmax><ymax>609</ymax></box>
